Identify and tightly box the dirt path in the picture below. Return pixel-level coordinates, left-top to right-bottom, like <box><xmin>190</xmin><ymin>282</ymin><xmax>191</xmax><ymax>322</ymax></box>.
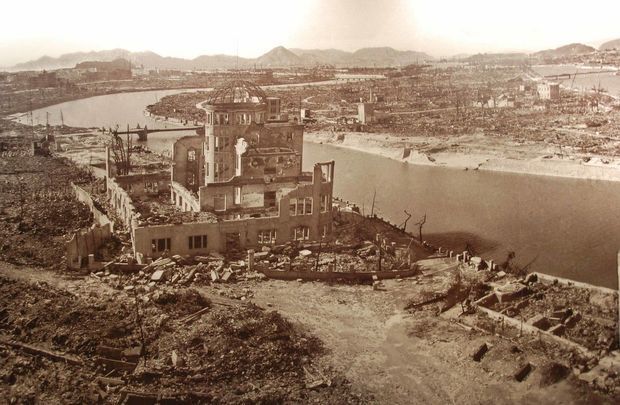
<box><xmin>246</xmin><ymin>278</ymin><xmax>612</xmax><ymax>404</ymax></box>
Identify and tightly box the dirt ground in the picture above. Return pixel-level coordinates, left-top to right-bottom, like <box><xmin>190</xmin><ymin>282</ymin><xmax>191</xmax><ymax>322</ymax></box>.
<box><xmin>1</xmin><ymin>258</ymin><xmax>618</xmax><ymax>404</ymax></box>
<box><xmin>244</xmin><ymin>272</ymin><xmax>617</xmax><ymax>404</ymax></box>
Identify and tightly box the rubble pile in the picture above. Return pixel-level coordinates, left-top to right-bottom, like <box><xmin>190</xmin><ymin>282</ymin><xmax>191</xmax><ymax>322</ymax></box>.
<box><xmin>0</xmin><ymin>155</ymin><xmax>96</xmax><ymax>267</ymax></box>
<box><xmin>134</xmin><ymin>196</ymin><xmax>218</xmax><ymax>226</ymax></box>
<box><xmin>96</xmin><ymin>236</ymin><xmax>425</xmax><ymax>295</ymax></box>
<box><xmin>485</xmin><ymin>278</ymin><xmax>618</xmax><ymax>353</ymax></box>
<box><xmin>0</xmin><ymin>275</ymin><xmax>369</xmax><ymax>403</ymax></box>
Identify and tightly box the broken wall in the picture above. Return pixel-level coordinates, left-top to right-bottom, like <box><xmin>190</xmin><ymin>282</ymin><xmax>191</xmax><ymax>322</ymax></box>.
<box><xmin>67</xmin><ymin>183</ymin><xmax>113</xmax><ymax>268</ymax></box>
<box><xmin>198</xmin><ymin>179</ymin><xmax>303</xmax><ymax>212</ymax></box>
<box><xmin>107</xmin><ymin>177</ymin><xmax>139</xmax><ymax>230</ymax></box>
<box><xmin>171</xmin><ymin>181</ymin><xmax>201</xmax><ymax>212</ymax></box>
<box><xmin>71</xmin><ymin>183</ymin><xmax>112</xmax><ymax>229</ymax></box>
<box><xmin>66</xmin><ymin>223</ymin><xmax>112</xmax><ymax>269</ymax></box>
<box><xmin>114</xmin><ymin>171</ymin><xmax>170</xmax><ymax>198</ymax></box>
<box><xmin>172</xmin><ymin>135</ymin><xmax>204</xmax><ymax>190</ymax></box>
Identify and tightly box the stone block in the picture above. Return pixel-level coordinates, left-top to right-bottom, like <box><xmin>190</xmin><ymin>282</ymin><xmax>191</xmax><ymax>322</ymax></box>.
<box><xmin>495</xmin><ymin>283</ymin><xmax>528</xmax><ymax>304</ymax></box>
<box><xmin>564</xmin><ymin>312</ymin><xmax>582</xmax><ymax>328</ymax></box>
<box><xmin>527</xmin><ymin>314</ymin><xmax>551</xmax><ymax>330</ymax></box>
<box><xmin>151</xmin><ymin>270</ymin><xmax>165</xmax><ymax>282</ymax></box>
<box><xmin>475</xmin><ymin>292</ymin><xmax>498</xmax><ymax>307</ymax></box>
<box><xmin>472</xmin><ymin>343</ymin><xmax>488</xmax><ymax>362</ymax></box>
<box><xmin>171</xmin><ymin>350</ymin><xmax>185</xmax><ymax>367</ymax></box>
<box><xmin>514</xmin><ymin>362</ymin><xmax>532</xmax><ymax>382</ymax></box>
<box><xmin>548</xmin><ymin>324</ymin><xmax>566</xmax><ymax>336</ymax></box>
<box><xmin>221</xmin><ymin>269</ymin><xmax>233</xmax><ymax>282</ymax></box>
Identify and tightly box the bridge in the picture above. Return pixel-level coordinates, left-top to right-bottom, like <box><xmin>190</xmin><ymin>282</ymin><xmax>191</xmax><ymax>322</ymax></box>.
<box><xmin>106</xmin><ymin>125</ymin><xmax>204</xmax><ymax>141</ymax></box>
<box><xmin>543</xmin><ymin>70</ymin><xmax>616</xmax><ymax>81</ymax></box>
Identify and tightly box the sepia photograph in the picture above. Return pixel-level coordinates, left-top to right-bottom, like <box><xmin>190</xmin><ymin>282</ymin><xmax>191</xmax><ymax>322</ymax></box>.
<box><xmin>0</xmin><ymin>0</ymin><xmax>619</xmax><ymax>403</ymax></box>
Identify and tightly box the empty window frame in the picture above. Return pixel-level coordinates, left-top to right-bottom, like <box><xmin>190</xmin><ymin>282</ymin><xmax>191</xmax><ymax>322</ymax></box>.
<box><xmin>234</xmin><ymin>186</ymin><xmax>241</xmax><ymax>205</ymax></box>
<box><xmin>304</xmin><ymin>197</ymin><xmax>312</xmax><ymax>214</ymax></box>
<box><xmin>258</xmin><ymin>229</ymin><xmax>277</xmax><ymax>245</ymax></box>
<box><xmin>320</xmin><ymin>164</ymin><xmax>333</xmax><ymax>182</ymax></box>
<box><xmin>187</xmin><ymin>149</ymin><xmax>196</xmax><ymax>161</ymax></box>
<box><xmin>320</xmin><ymin>194</ymin><xmax>330</xmax><ymax>212</ymax></box>
<box><xmin>187</xmin><ymin>172</ymin><xmax>196</xmax><ymax>186</ymax></box>
<box><xmin>289</xmin><ymin>197</ymin><xmax>312</xmax><ymax>215</ymax></box>
<box><xmin>291</xmin><ymin>226</ymin><xmax>310</xmax><ymax>241</ymax></box>
<box><xmin>152</xmin><ymin>238</ymin><xmax>171</xmax><ymax>253</ymax></box>
<box><xmin>145</xmin><ymin>182</ymin><xmax>159</xmax><ymax>194</ymax></box>
<box><xmin>188</xmin><ymin>235</ymin><xmax>208</xmax><ymax>249</ymax></box>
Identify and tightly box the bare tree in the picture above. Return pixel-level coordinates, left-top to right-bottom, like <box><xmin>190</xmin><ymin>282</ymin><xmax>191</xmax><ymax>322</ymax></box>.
<box><xmin>415</xmin><ymin>213</ymin><xmax>427</xmax><ymax>242</ymax></box>
<box><xmin>399</xmin><ymin>209</ymin><xmax>412</xmax><ymax>231</ymax></box>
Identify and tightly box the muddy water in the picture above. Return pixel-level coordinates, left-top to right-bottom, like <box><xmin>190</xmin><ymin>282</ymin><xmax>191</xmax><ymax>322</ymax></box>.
<box><xmin>304</xmin><ymin>143</ymin><xmax>620</xmax><ymax>288</ymax></box>
<box><xmin>17</xmin><ymin>89</ymin><xmax>620</xmax><ymax>288</ymax></box>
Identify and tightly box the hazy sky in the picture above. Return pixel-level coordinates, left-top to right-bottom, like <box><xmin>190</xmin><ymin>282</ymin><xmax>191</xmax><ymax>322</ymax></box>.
<box><xmin>1</xmin><ymin>0</ymin><xmax>619</xmax><ymax>66</ymax></box>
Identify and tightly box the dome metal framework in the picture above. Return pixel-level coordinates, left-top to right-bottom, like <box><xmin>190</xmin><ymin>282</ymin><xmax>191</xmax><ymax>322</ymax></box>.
<box><xmin>206</xmin><ymin>80</ymin><xmax>267</xmax><ymax>105</ymax></box>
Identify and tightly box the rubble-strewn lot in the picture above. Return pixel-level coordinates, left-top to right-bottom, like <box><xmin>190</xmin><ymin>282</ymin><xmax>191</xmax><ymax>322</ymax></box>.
<box><xmin>0</xmin><ymin>149</ymin><xmax>95</xmax><ymax>268</ymax></box>
<box><xmin>486</xmin><ymin>278</ymin><xmax>618</xmax><ymax>353</ymax></box>
<box><xmin>150</xmin><ymin>65</ymin><xmax>620</xmax><ymax>161</ymax></box>
<box><xmin>0</xmin><ymin>270</ymin><xmax>369</xmax><ymax>404</ymax></box>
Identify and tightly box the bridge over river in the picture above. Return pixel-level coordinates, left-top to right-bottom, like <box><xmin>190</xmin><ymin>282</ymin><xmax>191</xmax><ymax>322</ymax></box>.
<box><xmin>106</xmin><ymin>124</ymin><xmax>204</xmax><ymax>141</ymax></box>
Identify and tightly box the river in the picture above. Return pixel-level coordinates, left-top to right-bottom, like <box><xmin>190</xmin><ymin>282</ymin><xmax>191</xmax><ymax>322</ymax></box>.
<box><xmin>533</xmin><ymin>65</ymin><xmax>620</xmax><ymax>97</ymax></box>
<box><xmin>16</xmin><ymin>89</ymin><xmax>620</xmax><ymax>288</ymax></box>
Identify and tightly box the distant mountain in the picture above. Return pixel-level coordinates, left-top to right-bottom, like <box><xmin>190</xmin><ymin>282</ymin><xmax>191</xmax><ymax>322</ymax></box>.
<box><xmin>599</xmin><ymin>38</ymin><xmax>620</xmax><ymax>51</ymax></box>
<box><xmin>290</xmin><ymin>46</ymin><xmax>433</xmax><ymax>67</ymax></box>
<box><xmin>254</xmin><ymin>46</ymin><xmax>302</xmax><ymax>67</ymax></box>
<box><xmin>534</xmin><ymin>43</ymin><xmax>596</xmax><ymax>58</ymax></box>
<box><xmin>13</xmin><ymin>49</ymin><xmax>133</xmax><ymax>71</ymax></box>
<box><xmin>9</xmin><ymin>45</ymin><xmax>435</xmax><ymax>71</ymax></box>
<box><xmin>289</xmin><ymin>48</ymin><xmax>352</xmax><ymax>66</ymax></box>
<box><xmin>349</xmin><ymin>47</ymin><xmax>431</xmax><ymax>66</ymax></box>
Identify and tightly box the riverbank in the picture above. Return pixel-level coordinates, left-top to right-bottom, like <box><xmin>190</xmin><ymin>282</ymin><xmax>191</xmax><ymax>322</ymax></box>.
<box><xmin>305</xmin><ymin>130</ymin><xmax>620</xmax><ymax>182</ymax></box>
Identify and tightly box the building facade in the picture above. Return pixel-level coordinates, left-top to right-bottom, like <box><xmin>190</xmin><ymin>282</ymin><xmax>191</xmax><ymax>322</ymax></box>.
<box><xmin>537</xmin><ymin>82</ymin><xmax>560</xmax><ymax>100</ymax></box>
<box><xmin>139</xmin><ymin>80</ymin><xmax>336</xmax><ymax>258</ymax></box>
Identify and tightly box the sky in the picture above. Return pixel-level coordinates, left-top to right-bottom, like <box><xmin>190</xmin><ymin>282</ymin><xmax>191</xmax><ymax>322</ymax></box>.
<box><xmin>1</xmin><ymin>0</ymin><xmax>620</xmax><ymax>66</ymax></box>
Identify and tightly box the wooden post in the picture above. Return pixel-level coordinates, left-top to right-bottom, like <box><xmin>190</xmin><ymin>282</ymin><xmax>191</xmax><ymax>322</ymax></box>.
<box><xmin>247</xmin><ymin>249</ymin><xmax>255</xmax><ymax>272</ymax></box>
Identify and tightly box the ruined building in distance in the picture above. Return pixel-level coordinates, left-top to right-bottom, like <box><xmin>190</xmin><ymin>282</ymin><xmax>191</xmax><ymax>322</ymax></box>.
<box><xmin>106</xmin><ymin>80</ymin><xmax>335</xmax><ymax>260</ymax></box>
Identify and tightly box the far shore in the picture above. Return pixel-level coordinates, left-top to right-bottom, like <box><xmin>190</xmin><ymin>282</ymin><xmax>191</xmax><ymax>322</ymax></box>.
<box><xmin>305</xmin><ymin>131</ymin><xmax>620</xmax><ymax>182</ymax></box>
<box><xmin>136</xmin><ymin>111</ymin><xmax>620</xmax><ymax>183</ymax></box>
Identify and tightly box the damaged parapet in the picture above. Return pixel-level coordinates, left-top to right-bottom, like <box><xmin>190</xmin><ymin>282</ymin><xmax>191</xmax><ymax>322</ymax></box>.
<box><xmin>107</xmin><ymin>80</ymin><xmax>335</xmax><ymax>261</ymax></box>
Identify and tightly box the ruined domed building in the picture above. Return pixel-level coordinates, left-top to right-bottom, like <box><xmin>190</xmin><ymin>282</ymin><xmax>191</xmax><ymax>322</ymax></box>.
<box><xmin>116</xmin><ymin>80</ymin><xmax>335</xmax><ymax>258</ymax></box>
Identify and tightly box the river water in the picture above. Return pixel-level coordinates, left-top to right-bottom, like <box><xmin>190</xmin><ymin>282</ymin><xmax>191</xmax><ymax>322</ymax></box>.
<box><xmin>16</xmin><ymin>89</ymin><xmax>620</xmax><ymax>288</ymax></box>
<box><xmin>533</xmin><ymin>65</ymin><xmax>620</xmax><ymax>97</ymax></box>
